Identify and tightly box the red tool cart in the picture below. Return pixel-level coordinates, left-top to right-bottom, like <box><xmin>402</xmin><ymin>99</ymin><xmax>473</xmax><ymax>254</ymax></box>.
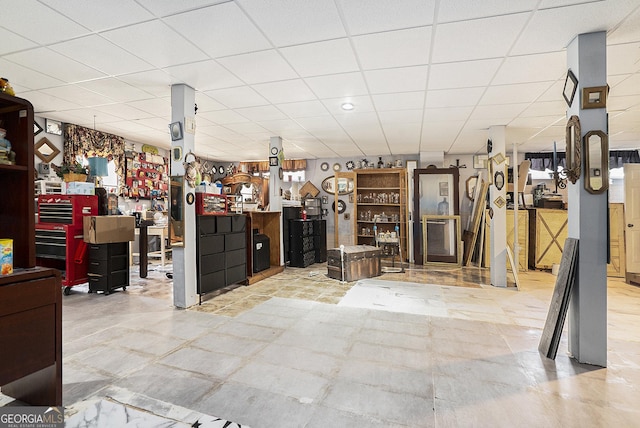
<box><xmin>35</xmin><ymin>195</ymin><xmax>98</xmax><ymax>295</ymax></box>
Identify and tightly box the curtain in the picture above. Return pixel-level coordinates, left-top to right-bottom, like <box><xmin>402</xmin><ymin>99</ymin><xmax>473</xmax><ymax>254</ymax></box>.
<box><xmin>239</xmin><ymin>159</ymin><xmax>307</xmax><ymax>173</ymax></box>
<box><xmin>525</xmin><ymin>152</ymin><xmax>566</xmax><ymax>171</ymax></box>
<box><xmin>63</xmin><ymin>124</ymin><xmax>126</xmax><ymax>193</ymax></box>
<box><xmin>610</xmin><ymin>150</ymin><xmax>640</xmax><ymax>168</ymax></box>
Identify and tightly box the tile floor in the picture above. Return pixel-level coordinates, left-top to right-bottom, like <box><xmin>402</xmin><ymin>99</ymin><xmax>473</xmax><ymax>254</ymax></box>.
<box><xmin>5</xmin><ymin>261</ymin><xmax>640</xmax><ymax>427</ymax></box>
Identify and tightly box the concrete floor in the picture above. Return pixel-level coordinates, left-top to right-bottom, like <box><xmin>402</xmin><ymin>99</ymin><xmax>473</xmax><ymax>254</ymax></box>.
<box><xmin>19</xmin><ymin>263</ymin><xmax>640</xmax><ymax>426</ymax></box>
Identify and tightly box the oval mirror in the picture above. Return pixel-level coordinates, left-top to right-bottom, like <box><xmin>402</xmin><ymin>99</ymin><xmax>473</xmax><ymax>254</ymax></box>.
<box><xmin>584</xmin><ymin>130</ymin><xmax>608</xmax><ymax>194</ymax></box>
<box><xmin>321</xmin><ymin>176</ymin><xmax>354</xmax><ymax>195</ymax></box>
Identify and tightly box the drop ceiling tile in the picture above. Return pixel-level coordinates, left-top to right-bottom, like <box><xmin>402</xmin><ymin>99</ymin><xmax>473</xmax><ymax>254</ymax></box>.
<box><xmin>50</xmin><ymin>35</ymin><xmax>154</xmax><ymax>77</ymax></box>
<box><xmin>608</xmin><ymin>95</ymin><xmax>640</xmax><ymax>112</ymax></box>
<box><xmin>280</xmin><ymin>39</ymin><xmax>359</xmax><ymax>77</ymax></box>
<box><xmin>382</xmin><ymin>122</ymin><xmax>422</xmax><ymax>144</ymax></box>
<box><xmin>56</xmin><ymin>108</ymin><xmax>122</xmax><ymax>125</ymax></box>
<box><xmin>364</xmin><ymin>66</ymin><xmax>428</xmax><ymax>94</ymax></box>
<box><xmin>509</xmin><ymin>116</ymin><xmax>563</xmax><ymax>129</ymax></box>
<box><xmin>353</xmin><ymin>27</ymin><xmax>431</xmax><ymax>70</ymax></box>
<box><xmin>40</xmin><ymin>85</ymin><xmax>115</xmax><ymax>107</ymax></box>
<box><xmin>163</xmin><ymin>60</ymin><xmax>244</xmax><ymax>92</ymax></box>
<box><xmin>305</xmin><ymin>72</ymin><xmax>368</xmax><ymax>99</ymax></box>
<box><xmin>258</xmin><ymin>119</ymin><xmax>305</xmax><ymax>133</ymax></box>
<box><xmin>611</xmin><ymin>73</ymin><xmax>640</xmax><ymax>97</ymax></box>
<box><xmin>194</xmin><ymin>93</ymin><xmax>227</xmax><ymax>112</ymax></box>
<box><xmin>198</xmin><ymin>110</ymin><xmax>250</xmax><ymax>125</ymax></box>
<box><xmin>428</xmin><ymin>59</ymin><xmax>502</xmax><ymax>90</ymax></box>
<box><xmin>79</xmin><ymin>78</ymin><xmax>156</xmax><ymax>103</ymax></box>
<box><xmin>438</xmin><ymin>0</ymin><xmax>537</xmax><ymax>22</ymax></box>
<box><xmin>321</xmin><ymin>96</ymin><xmax>375</xmax><ymax>115</ymax></box>
<box><xmin>372</xmin><ymin>91</ymin><xmax>425</xmax><ymax>111</ymax></box>
<box><xmin>204</xmin><ymin>86</ymin><xmax>268</xmax><ymax>109</ymax></box>
<box><xmin>471</xmin><ymin>103</ymin><xmax>529</xmax><ymax>120</ymax></box>
<box><xmin>21</xmin><ymin>91</ymin><xmax>81</xmax><ymax>113</ymax></box>
<box><xmin>493</xmin><ymin>52</ymin><xmax>565</xmax><ymax>85</ymax></box>
<box><xmin>129</xmin><ymin>98</ymin><xmax>172</xmax><ymax>117</ymax></box>
<box><xmin>252</xmin><ymin>79</ymin><xmax>317</xmax><ymax>104</ymax></box>
<box><xmin>223</xmin><ymin>122</ymin><xmax>269</xmax><ymax>135</ymax></box>
<box><xmin>236</xmin><ymin>105</ymin><xmax>288</xmax><ymax>122</ymax></box>
<box><xmin>217</xmin><ymin>50</ymin><xmax>298</xmax><ymax>84</ymax></box>
<box><xmin>276</xmin><ymin>100</ymin><xmax>329</xmax><ymax>118</ymax></box>
<box><xmin>338</xmin><ymin>0</ymin><xmax>435</xmax><ymax>35</ymax></box>
<box><xmin>197</xmin><ymin>125</ymin><xmax>241</xmax><ymax>139</ymax></box>
<box><xmin>607</xmin><ymin>5</ymin><xmax>640</xmax><ymax>44</ymax></box>
<box><xmin>0</xmin><ymin>28</ymin><xmax>37</xmax><ymax>55</ymax></box>
<box><xmin>0</xmin><ymin>58</ymin><xmax>65</xmax><ymax>90</ymax></box>
<box><xmin>164</xmin><ymin>3</ymin><xmax>271</xmax><ymax>58</ymax></box>
<box><xmin>295</xmin><ymin>116</ymin><xmax>342</xmax><ymax>131</ymax></box>
<box><xmin>236</xmin><ymin>0</ymin><xmax>346</xmax><ymax>46</ymax></box>
<box><xmin>103</xmin><ymin>120</ymin><xmax>154</xmax><ymax>133</ymax></box>
<box><xmin>519</xmin><ymin>101</ymin><xmax>566</xmax><ymax>118</ymax></box>
<box><xmin>425</xmin><ymin>87</ymin><xmax>485</xmax><ymax>108</ymax></box>
<box><xmin>423</xmin><ymin>106</ymin><xmax>473</xmax><ymax>122</ymax></box>
<box><xmin>136</xmin><ymin>0</ymin><xmax>229</xmax><ymax>17</ymax></box>
<box><xmin>431</xmin><ymin>14</ymin><xmax>529</xmax><ymax>63</ymax></box>
<box><xmin>1</xmin><ymin>0</ymin><xmax>89</xmax><ymax>44</ymax></box>
<box><xmin>102</xmin><ymin>20</ymin><xmax>207</xmax><ymax>69</ymax></box>
<box><xmin>536</xmin><ymin>80</ymin><xmax>565</xmax><ymax>103</ymax></box>
<box><xmin>4</xmin><ymin>48</ymin><xmax>107</xmax><ymax>83</ymax></box>
<box><xmin>608</xmin><ymin>43</ymin><xmax>640</xmax><ymax>75</ymax></box>
<box><xmin>93</xmin><ymin>103</ymin><xmax>155</xmax><ymax>121</ymax></box>
<box><xmin>378</xmin><ymin>109</ymin><xmax>423</xmax><ymax>124</ymax></box>
<box><xmin>116</xmin><ymin>70</ymin><xmax>175</xmax><ymax>98</ymax></box>
<box><xmin>480</xmin><ymin>81</ymin><xmax>554</xmax><ymax>105</ymax></box>
<box><xmin>512</xmin><ymin>2</ymin><xmax>639</xmax><ymax>55</ymax></box>
<box><xmin>41</xmin><ymin>0</ymin><xmax>154</xmax><ymax>31</ymax></box>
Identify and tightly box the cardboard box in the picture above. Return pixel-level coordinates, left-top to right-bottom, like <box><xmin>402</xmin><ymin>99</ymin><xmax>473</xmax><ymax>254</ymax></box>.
<box><xmin>83</xmin><ymin>216</ymin><xmax>135</xmax><ymax>244</ymax></box>
<box><xmin>0</xmin><ymin>239</ymin><xmax>13</xmax><ymax>275</ymax></box>
<box><xmin>64</xmin><ymin>181</ymin><xmax>95</xmax><ymax>195</ymax></box>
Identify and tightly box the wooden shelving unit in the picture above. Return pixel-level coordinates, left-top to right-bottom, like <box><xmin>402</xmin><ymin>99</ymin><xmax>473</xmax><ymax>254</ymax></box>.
<box><xmin>352</xmin><ymin>168</ymin><xmax>408</xmax><ymax>261</ymax></box>
<box><xmin>0</xmin><ymin>92</ymin><xmax>62</xmax><ymax>405</ymax></box>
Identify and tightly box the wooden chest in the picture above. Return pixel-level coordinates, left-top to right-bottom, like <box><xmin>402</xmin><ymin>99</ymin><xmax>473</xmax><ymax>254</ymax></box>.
<box><xmin>327</xmin><ymin>245</ymin><xmax>382</xmax><ymax>282</ymax></box>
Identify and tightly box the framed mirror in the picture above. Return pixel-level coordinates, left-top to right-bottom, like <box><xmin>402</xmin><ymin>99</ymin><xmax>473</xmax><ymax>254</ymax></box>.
<box><xmin>321</xmin><ymin>175</ymin><xmax>354</xmax><ymax>195</ymax></box>
<box><xmin>494</xmin><ymin>170</ymin><xmax>505</xmax><ymax>191</ymax></box>
<box><xmin>565</xmin><ymin>115</ymin><xmax>581</xmax><ymax>184</ymax></box>
<box><xmin>34</xmin><ymin>137</ymin><xmax>61</xmax><ymax>163</ymax></box>
<box><xmin>465</xmin><ymin>176</ymin><xmax>478</xmax><ymax>200</ymax></box>
<box><xmin>583</xmin><ymin>130</ymin><xmax>608</xmax><ymax>194</ymax></box>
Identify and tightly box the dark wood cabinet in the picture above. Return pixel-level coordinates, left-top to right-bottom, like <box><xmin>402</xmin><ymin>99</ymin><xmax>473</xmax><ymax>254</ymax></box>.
<box><xmin>196</xmin><ymin>214</ymin><xmax>247</xmax><ymax>302</ymax></box>
<box><xmin>289</xmin><ymin>219</ymin><xmax>326</xmax><ymax>267</ymax></box>
<box><xmin>87</xmin><ymin>242</ymin><xmax>129</xmax><ymax>294</ymax></box>
<box><xmin>0</xmin><ymin>93</ymin><xmax>62</xmax><ymax>405</ymax></box>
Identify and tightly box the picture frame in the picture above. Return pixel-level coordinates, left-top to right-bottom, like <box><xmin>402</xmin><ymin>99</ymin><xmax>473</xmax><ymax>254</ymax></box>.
<box><xmin>34</xmin><ymin>121</ymin><xmax>43</xmax><ymax>136</ymax></box>
<box><xmin>473</xmin><ymin>154</ymin><xmax>488</xmax><ymax>169</ymax></box>
<box><xmin>34</xmin><ymin>137</ymin><xmax>61</xmax><ymax>163</ymax></box>
<box><xmin>439</xmin><ymin>181</ymin><xmax>449</xmax><ymax>196</ymax></box>
<box><xmin>491</xmin><ymin>152</ymin><xmax>505</xmax><ymax>165</ymax></box>
<box><xmin>45</xmin><ymin>118</ymin><xmax>62</xmax><ymax>136</ymax></box>
<box><xmin>494</xmin><ymin>170</ymin><xmax>505</xmax><ymax>191</ymax></box>
<box><xmin>563</xmin><ymin>69</ymin><xmax>578</xmax><ymax>107</ymax></box>
<box><xmin>322</xmin><ymin>195</ymin><xmax>328</xmax><ymax>204</ymax></box>
<box><xmin>269</xmin><ymin>156</ymin><xmax>278</xmax><ymax>167</ymax></box>
<box><xmin>582</xmin><ymin>86</ymin><xmax>607</xmax><ymax>109</ymax></box>
<box><xmin>565</xmin><ymin>115</ymin><xmax>581</xmax><ymax>184</ymax></box>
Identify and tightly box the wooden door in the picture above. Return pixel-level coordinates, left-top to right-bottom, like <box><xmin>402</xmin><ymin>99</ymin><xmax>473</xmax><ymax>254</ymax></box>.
<box><xmin>624</xmin><ymin>164</ymin><xmax>640</xmax><ymax>274</ymax></box>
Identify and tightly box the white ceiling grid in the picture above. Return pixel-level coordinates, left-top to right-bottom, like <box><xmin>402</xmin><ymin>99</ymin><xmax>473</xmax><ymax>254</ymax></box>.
<box><xmin>1</xmin><ymin>0</ymin><xmax>639</xmax><ymax>161</ymax></box>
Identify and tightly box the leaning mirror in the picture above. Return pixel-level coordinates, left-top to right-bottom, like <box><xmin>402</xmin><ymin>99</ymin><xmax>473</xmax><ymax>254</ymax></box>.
<box><xmin>321</xmin><ymin>176</ymin><xmax>354</xmax><ymax>195</ymax></box>
<box><xmin>565</xmin><ymin>115</ymin><xmax>581</xmax><ymax>184</ymax></box>
<box><xmin>583</xmin><ymin>130</ymin><xmax>608</xmax><ymax>194</ymax></box>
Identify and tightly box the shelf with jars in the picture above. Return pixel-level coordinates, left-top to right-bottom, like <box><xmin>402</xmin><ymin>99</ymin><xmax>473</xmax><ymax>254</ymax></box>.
<box><xmin>352</xmin><ymin>168</ymin><xmax>407</xmax><ymax>261</ymax></box>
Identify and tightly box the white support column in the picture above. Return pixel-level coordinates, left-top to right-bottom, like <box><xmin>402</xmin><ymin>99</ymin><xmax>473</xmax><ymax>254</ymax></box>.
<box><xmin>171</xmin><ymin>84</ymin><xmax>198</xmax><ymax>309</ymax></box>
<box><xmin>489</xmin><ymin>126</ymin><xmax>507</xmax><ymax>287</ymax></box>
<box><xmin>512</xmin><ymin>143</ymin><xmax>519</xmax><ymax>272</ymax></box>
<box><xmin>567</xmin><ymin>32</ymin><xmax>608</xmax><ymax>367</ymax></box>
<box><xmin>269</xmin><ymin>136</ymin><xmax>284</xmax><ymax>266</ymax></box>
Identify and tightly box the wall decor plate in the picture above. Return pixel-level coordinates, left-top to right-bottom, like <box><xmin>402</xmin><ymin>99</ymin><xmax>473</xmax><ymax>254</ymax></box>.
<box><xmin>218</xmin><ymin>165</ymin><xmax>225</xmax><ymax>175</ymax></box>
<box><xmin>493</xmin><ymin>196</ymin><xmax>506</xmax><ymax>208</ymax></box>
<box><xmin>346</xmin><ymin>160</ymin><xmax>355</xmax><ymax>170</ymax></box>
<box><xmin>320</xmin><ymin>162</ymin><xmax>329</xmax><ymax>171</ymax></box>
<box><xmin>333</xmin><ymin>162</ymin><xmax>341</xmax><ymax>171</ymax></box>
<box><xmin>332</xmin><ymin>199</ymin><xmax>346</xmax><ymax>214</ymax></box>
<box><xmin>271</xmin><ymin>146</ymin><xmax>279</xmax><ymax>155</ymax></box>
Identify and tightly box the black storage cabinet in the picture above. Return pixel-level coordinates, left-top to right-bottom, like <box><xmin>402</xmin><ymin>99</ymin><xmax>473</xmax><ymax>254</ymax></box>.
<box><xmin>289</xmin><ymin>219</ymin><xmax>316</xmax><ymax>267</ymax></box>
<box><xmin>283</xmin><ymin>206</ymin><xmax>302</xmax><ymax>264</ymax></box>
<box><xmin>87</xmin><ymin>242</ymin><xmax>129</xmax><ymax>294</ymax></box>
<box><xmin>196</xmin><ymin>214</ymin><xmax>247</xmax><ymax>301</ymax></box>
<box><xmin>313</xmin><ymin>219</ymin><xmax>327</xmax><ymax>263</ymax></box>
<box><xmin>253</xmin><ymin>233</ymin><xmax>271</xmax><ymax>273</ymax></box>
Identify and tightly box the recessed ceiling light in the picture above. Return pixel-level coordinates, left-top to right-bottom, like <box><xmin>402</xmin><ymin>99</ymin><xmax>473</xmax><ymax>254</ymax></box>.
<box><xmin>341</xmin><ymin>102</ymin><xmax>354</xmax><ymax>111</ymax></box>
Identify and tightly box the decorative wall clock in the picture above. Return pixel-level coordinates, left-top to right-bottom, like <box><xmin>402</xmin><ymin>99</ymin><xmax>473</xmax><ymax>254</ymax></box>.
<box><xmin>333</xmin><ymin>163</ymin><xmax>341</xmax><ymax>171</ymax></box>
<box><xmin>320</xmin><ymin>162</ymin><xmax>329</xmax><ymax>171</ymax></box>
<box><xmin>346</xmin><ymin>160</ymin><xmax>355</xmax><ymax>170</ymax></box>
